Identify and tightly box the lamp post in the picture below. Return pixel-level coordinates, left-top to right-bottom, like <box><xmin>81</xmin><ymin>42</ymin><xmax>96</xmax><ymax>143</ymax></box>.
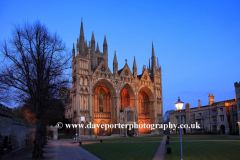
<box><xmin>75</xmin><ymin>120</ymin><xmax>78</xmax><ymax>142</ymax></box>
<box><xmin>175</xmin><ymin>97</ymin><xmax>184</xmax><ymax>160</ymax></box>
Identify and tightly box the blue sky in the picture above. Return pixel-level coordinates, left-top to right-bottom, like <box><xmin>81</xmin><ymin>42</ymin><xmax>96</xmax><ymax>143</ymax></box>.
<box><xmin>1</xmin><ymin>0</ymin><xmax>240</xmax><ymax>113</ymax></box>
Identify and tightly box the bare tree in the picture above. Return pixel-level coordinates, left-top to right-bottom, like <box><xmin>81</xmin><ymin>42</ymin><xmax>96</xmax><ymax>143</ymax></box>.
<box><xmin>164</xmin><ymin>110</ymin><xmax>175</xmax><ymax>124</ymax></box>
<box><xmin>0</xmin><ymin>21</ymin><xmax>71</xmax><ymax>158</ymax></box>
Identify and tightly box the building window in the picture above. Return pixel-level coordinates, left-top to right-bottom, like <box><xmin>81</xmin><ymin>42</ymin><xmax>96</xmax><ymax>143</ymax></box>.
<box><xmin>205</xmin><ymin>118</ymin><xmax>207</xmax><ymax>124</ymax></box>
<box><xmin>212</xmin><ymin>116</ymin><xmax>217</xmax><ymax>122</ymax></box>
<box><xmin>199</xmin><ymin>113</ymin><xmax>202</xmax><ymax>116</ymax></box>
<box><xmin>220</xmin><ymin>115</ymin><xmax>224</xmax><ymax>121</ymax></box>
<box><xmin>220</xmin><ymin>108</ymin><xmax>223</xmax><ymax>111</ymax></box>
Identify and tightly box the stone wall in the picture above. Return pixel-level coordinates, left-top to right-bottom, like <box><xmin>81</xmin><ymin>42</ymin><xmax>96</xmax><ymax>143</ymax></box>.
<box><xmin>0</xmin><ymin>104</ymin><xmax>36</xmax><ymax>157</ymax></box>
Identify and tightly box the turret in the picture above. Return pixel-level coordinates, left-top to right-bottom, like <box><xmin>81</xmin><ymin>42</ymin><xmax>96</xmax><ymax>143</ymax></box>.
<box><xmin>113</xmin><ymin>51</ymin><xmax>118</xmax><ymax>75</ymax></box>
<box><xmin>133</xmin><ymin>56</ymin><xmax>137</xmax><ymax>78</ymax></box>
<box><xmin>103</xmin><ymin>36</ymin><xmax>108</xmax><ymax>54</ymax></box>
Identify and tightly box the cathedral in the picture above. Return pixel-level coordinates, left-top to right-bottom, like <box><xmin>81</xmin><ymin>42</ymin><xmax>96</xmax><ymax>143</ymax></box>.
<box><xmin>62</xmin><ymin>20</ymin><xmax>163</xmax><ymax>137</ymax></box>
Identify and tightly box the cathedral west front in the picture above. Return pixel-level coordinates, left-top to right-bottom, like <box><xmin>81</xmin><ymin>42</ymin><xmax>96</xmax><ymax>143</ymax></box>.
<box><xmin>62</xmin><ymin>20</ymin><xmax>163</xmax><ymax>137</ymax></box>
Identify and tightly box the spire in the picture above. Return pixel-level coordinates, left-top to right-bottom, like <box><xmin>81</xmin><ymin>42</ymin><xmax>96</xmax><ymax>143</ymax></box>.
<box><xmin>80</xmin><ymin>19</ymin><xmax>84</xmax><ymax>39</ymax></box>
<box><xmin>113</xmin><ymin>51</ymin><xmax>118</xmax><ymax>64</ymax></box>
<box><xmin>152</xmin><ymin>41</ymin><xmax>155</xmax><ymax>57</ymax></box>
<box><xmin>103</xmin><ymin>35</ymin><xmax>108</xmax><ymax>54</ymax></box>
<box><xmin>113</xmin><ymin>51</ymin><xmax>118</xmax><ymax>75</ymax></box>
<box><xmin>157</xmin><ymin>57</ymin><xmax>159</xmax><ymax>70</ymax></box>
<box><xmin>79</xmin><ymin>19</ymin><xmax>85</xmax><ymax>54</ymax></box>
<box><xmin>72</xmin><ymin>43</ymin><xmax>75</xmax><ymax>58</ymax></box>
<box><xmin>91</xmin><ymin>32</ymin><xmax>95</xmax><ymax>41</ymax></box>
<box><xmin>96</xmin><ymin>42</ymin><xmax>100</xmax><ymax>52</ymax></box>
<box><xmin>133</xmin><ymin>56</ymin><xmax>137</xmax><ymax>78</ymax></box>
<box><xmin>91</xmin><ymin>32</ymin><xmax>95</xmax><ymax>54</ymax></box>
<box><xmin>133</xmin><ymin>56</ymin><xmax>137</xmax><ymax>69</ymax></box>
<box><xmin>104</xmin><ymin>36</ymin><xmax>107</xmax><ymax>45</ymax></box>
<box><xmin>151</xmin><ymin>41</ymin><xmax>156</xmax><ymax>73</ymax></box>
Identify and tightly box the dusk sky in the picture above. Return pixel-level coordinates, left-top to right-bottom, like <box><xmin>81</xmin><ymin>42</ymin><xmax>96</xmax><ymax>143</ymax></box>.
<box><xmin>1</xmin><ymin>0</ymin><xmax>240</xmax><ymax>113</ymax></box>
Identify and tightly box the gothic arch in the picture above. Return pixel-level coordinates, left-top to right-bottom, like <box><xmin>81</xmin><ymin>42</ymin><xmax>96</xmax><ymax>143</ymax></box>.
<box><xmin>92</xmin><ymin>79</ymin><xmax>116</xmax><ymax>97</ymax></box>
<box><xmin>138</xmin><ymin>86</ymin><xmax>154</xmax><ymax>101</ymax></box>
<box><xmin>120</xmin><ymin>83</ymin><xmax>135</xmax><ymax>98</ymax></box>
<box><xmin>119</xmin><ymin>83</ymin><xmax>135</xmax><ymax>109</ymax></box>
<box><xmin>137</xmin><ymin>86</ymin><xmax>153</xmax><ymax>135</ymax></box>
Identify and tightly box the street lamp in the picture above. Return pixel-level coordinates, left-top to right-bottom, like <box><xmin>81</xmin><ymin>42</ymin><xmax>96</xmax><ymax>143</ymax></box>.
<box><xmin>75</xmin><ymin>121</ymin><xmax>78</xmax><ymax>142</ymax></box>
<box><xmin>175</xmin><ymin>97</ymin><xmax>184</xmax><ymax>160</ymax></box>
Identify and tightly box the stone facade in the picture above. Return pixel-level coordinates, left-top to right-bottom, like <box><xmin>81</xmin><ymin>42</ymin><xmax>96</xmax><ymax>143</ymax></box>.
<box><xmin>169</xmin><ymin>92</ymin><xmax>239</xmax><ymax>135</ymax></box>
<box><xmin>61</xmin><ymin>20</ymin><xmax>163</xmax><ymax>137</ymax></box>
<box><xmin>0</xmin><ymin>104</ymin><xmax>35</xmax><ymax>157</ymax></box>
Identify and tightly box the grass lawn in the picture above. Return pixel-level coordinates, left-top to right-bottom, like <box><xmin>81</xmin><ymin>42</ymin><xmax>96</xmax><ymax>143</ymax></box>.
<box><xmin>58</xmin><ymin>134</ymin><xmax>73</xmax><ymax>139</ymax></box>
<box><xmin>165</xmin><ymin>141</ymin><xmax>240</xmax><ymax>160</ymax></box>
<box><xmin>82</xmin><ymin>142</ymin><xmax>160</xmax><ymax>160</ymax></box>
<box><xmin>83</xmin><ymin>136</ymin><xmax>163</xmax><ymax>142</ymax></box>
<box><xmin>168</xmin><ymin>135</ymin><xmax>240</xmax><ymax>141</ymax></box>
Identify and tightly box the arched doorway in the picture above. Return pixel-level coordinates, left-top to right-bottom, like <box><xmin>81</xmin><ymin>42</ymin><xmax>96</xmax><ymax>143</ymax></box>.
<box><xmin>138</xmin><ymin>91</ymin><xmax>150</xmax><ymax>134</ymax></box>
<box><xmin>220</xmin><ymin>125</ymin><xmax>225</xmax><ymax>134</ymax></box>
<box><xmin>119</xmin><ymin>83</ymin><xmax>135</xmax><ymax>110</ymax></box>
<box><xmin>93</xmin><ymin>85</ymin><xmax>112</xmax><ymax>136</ymax></box>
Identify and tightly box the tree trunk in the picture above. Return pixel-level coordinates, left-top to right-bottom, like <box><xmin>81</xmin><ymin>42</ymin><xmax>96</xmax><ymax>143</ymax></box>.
<box><xmin>32</xmin><ymin>104</ymin><xmax>43</xmax><ymax>159</ymax></box>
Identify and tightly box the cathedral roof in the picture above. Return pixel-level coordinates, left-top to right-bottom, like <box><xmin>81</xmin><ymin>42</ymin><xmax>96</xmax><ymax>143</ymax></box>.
<box><xmin>118</xmin><ymin>68</ymin><xmax>124</xmax><ymax>75</ymax></box>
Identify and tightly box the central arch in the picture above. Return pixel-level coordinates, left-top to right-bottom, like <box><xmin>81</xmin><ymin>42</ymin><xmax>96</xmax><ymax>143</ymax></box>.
<box><xmin>119</xmin><ymin>83</ymin><xmax>135</xmax><ymax>110</ymax></box>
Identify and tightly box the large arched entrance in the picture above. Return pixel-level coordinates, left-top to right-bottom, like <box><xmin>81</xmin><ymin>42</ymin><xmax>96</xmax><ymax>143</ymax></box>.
<box><xmin>138</xmin><ymin>86</ymin><xmax>154</xmax><ymax>134</ymax></box>
<box><xmin>119</xmin><ymin>83</ymin><xmax>135</xmax><ymax>110</ymax></box>
<box><xmin>92</xmin><ymin>79</ymin><xmax>116</xmax><ymax>136</ymax></box>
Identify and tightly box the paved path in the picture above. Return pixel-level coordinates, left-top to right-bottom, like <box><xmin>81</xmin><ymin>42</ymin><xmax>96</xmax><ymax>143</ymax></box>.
<box><xmin>5</xmin><ymin>139</ymin><xmax>100</xmax><ymax>160</ymax></box>
<box><xmin>42</xmin><ymin>139</ymin><xmax>100</xmax><ymax>160</ymax></box>
<box><xmin>152</xmin><ymin>135</ymin><xmax>167</xmax><ymax>160</ymax></box>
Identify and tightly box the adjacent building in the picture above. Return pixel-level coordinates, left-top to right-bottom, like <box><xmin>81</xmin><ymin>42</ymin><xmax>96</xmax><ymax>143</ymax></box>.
<box><xmin>169</xmin><ymin>83</ymin><xmax>240</xmax><ymax>135</ymax></box>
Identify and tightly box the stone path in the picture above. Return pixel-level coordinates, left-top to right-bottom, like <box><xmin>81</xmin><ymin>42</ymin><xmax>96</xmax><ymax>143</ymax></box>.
<box><xmin>152</xmin><ymin>135</ymin><xmax>167</xmax><ymax>160</ymax></box>
<box><xmin>4</xmin><ymin>139</ymin><xmax>100</xmax><ymax>160</ymax></box>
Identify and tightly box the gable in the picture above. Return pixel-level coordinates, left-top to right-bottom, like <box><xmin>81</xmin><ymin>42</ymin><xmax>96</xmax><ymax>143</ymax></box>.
<box><xmin>140</xmin><ymin>69</ymin><xmax>151</xmax><ymax>82</ymax></box>
<box><xmin>92</xmin><ymin>60</ymin><xmax>112</xmax><ymax>77</ymax></box>
<box><xmin>119</xmin><ymin>63</ymin><xmax>133</xmax><ymax>79</ymax></box>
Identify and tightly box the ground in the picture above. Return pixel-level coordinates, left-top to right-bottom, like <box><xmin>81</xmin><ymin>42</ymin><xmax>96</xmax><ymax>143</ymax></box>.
<box><xmin>165</xmin><ymin>135</ymin><xmax>240</xmax><ymax>160</ymax></box>
<box><xmin>4</xmin><ymin>134</ymin><xmax>240</xmax><ymax>160</ymax></box>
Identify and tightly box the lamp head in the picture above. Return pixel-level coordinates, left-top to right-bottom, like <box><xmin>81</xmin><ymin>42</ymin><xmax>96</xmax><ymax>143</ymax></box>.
<box><xmin>175</xmin><ymin>97</ymin><xmax>184</xmax><ymax>110</ymax></box>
